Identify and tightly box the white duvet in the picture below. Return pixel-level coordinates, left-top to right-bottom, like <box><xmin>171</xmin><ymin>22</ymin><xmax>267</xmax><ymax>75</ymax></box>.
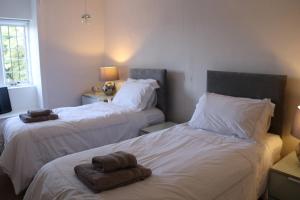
<box><xmin>0</xmin><ymin>102</ymin><xmax>164</xmax><ymax>194</ymax></box>
<box><xmin>24</xmin><ymin>124</ymin><xmax>269</xmax><ymax>200</ymax></box>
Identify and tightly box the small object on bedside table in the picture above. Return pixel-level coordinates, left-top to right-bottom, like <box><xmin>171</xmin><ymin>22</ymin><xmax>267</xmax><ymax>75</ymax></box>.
<box><xmin>99</xmin><ymin>66</ymin><xmax>119</xmax><ymax>96</ymax></box>
<box><xmin>91</xmin><ymin>86</ymin><xmax>100</xmax><ymax>93</ymax></box>
<box><xmin>81</xmin><ymin>92</ymin><xmax>113</xmax><ymax>105</ymax></box>
<box><xmin>292</xmin><ymin>105</ymin><xmax>300</xmax><ymax>162</ymax></box>
<box><xmin>268</xmin><ymin>152</ymin><xmax>300</xmax><ymax>200</ymax></box>
<box><xmin>140</xmin><ymin>122</ymin><xmax>177</xmax><ymax>136</ymax></box>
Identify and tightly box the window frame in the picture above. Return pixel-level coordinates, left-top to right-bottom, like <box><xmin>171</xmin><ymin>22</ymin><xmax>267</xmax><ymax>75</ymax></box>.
<box><xmin>0</xmin><ymin>19</ymin><xmax>32</xmax><ymax>88</ymax></box>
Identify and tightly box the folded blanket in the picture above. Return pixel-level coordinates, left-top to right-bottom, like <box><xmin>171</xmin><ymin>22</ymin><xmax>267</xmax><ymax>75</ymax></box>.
<box><xmin>74</xmin><ymin>164</ymin><xmax>152</xmax><ymax>193</ymax></box>
<box><xmin>19</xmin><ymin>113</ymin><xmax>59</xmax><ymax>123</ymax></box>
<box><xmin>27</xmin><ymin>109</ymin><xmax>52</xmax><ymax>117</ymax></box>
<box><xmin>92</xmin><ymin>151</ymin><xmax>137</xmax><ymax>173</ymax></box>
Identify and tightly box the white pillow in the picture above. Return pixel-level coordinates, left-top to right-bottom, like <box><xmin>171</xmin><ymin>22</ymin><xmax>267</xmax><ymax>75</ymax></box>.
<box><xmin>112</xmin><ymin>79</ymin><xmax>159</xmax><ymax>111</ymax></box>
<box><xmin>127</xmin><ymin>78</ymin><xmax>159</xmax><ymax>89</ymax></box>
<box><xmin>144</xmin><ymin>91</ymin><xmax>158</xmax><ymax>109</ymax></box>
<box><xmin>189</xmin><ymin>93</ymin><xmax>275</xmax><ymax>141</ymax></box>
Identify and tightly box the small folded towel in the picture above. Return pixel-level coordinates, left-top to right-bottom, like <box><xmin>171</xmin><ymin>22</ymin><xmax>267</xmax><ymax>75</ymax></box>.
<box><xmin>27</xmin><ymin>109</ymin><xmax>52</xmax><ymax>117</ymax></box>
<box><xmin>19</xmin><ymin>113</ymin><xmax>59</xmax><ymax>123</ymax></box>
<box><xmin>92</xmin><ymin>151</ymin><xmax>137</xmax><ymax>173</ymax></box>
<box><xmin>74</xmin><ymin>164</ymin><xmax>152</xmax><ymax>193</ymax></box>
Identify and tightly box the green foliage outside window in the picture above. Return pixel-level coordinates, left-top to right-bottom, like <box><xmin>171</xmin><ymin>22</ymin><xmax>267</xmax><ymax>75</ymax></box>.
<box><xmin>0</xmin><ymin>24</ymin><xmax>29</xmax><ymax>86</ymax></box>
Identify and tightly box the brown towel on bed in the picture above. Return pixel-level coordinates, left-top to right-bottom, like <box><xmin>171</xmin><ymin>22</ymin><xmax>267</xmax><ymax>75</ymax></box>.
<box><xmin>74</xmin><ymin>164</ymin><xmax>152</xmax><ymax>193</ymax></box>
<box><xmin>92</xmin><ymin>151</ymin><xmax>137</xmax><ymax>173</ymax></box>
<box><xmin>27</xmin><ymin>109</ymin><xmax>52</xmax><ymax>117</ymax></box>
<box><xmin>19</xmin><ymin>113</ymin><xmax>59</xmax><ymax>123</ymax></box>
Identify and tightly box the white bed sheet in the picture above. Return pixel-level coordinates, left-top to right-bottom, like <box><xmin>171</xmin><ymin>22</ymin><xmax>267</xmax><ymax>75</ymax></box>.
<box><xmin>24</xmin><ymin>124</ymin><xmax>281</xmax><ymax>200</ymax></box>
<box><xmin>0</xmin><ymin>102</ymin><xmax>164</xmax><ymax>194</ymax></box>
<box><xmin>257</xmin><ymin>133</ymin><xmax>282</xmax><ymax>196</ymax></box>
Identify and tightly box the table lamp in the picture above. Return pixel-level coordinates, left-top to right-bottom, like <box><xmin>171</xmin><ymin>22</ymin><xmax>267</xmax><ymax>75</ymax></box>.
<box><xmin>292</xmin><ymin>105</ymin><xmax>300</xmax><ymax>161</ymax></box>
<box><xmin>99</xmin><ymin>66</ymin><xmax>119</xmax><ymax>96</ymax></box>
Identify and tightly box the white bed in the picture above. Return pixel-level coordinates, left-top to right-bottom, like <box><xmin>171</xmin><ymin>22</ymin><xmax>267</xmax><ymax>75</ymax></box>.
<box><xmin>24</xmin><ymin>124</ymin><xmax>282</xmax><ymax>200</ymax></box>
<box><xmin>24</xmin><ymin>70</ymin><xmax>287</xmax><ymax>200</ymax></box>
<box><xmin>0</xmin><ymin>68</ymin><xmax>168</xmax><ymax>194</ymax></box>
<box><xmin>0</xmin><ymin>102</ymin><xmax>164</xmax><ymax>194</ymax></box>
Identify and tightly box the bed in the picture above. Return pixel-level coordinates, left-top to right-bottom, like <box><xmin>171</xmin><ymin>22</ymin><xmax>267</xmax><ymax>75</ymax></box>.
<box><xmin>24</xmin><ymin>70</ymin><xmax>287</xmax><ymax>200</ymax></box>
<box><xmin>0</xmin><ymin>68</ymin><xmax>167</xmax><ymax>194</ymax></box>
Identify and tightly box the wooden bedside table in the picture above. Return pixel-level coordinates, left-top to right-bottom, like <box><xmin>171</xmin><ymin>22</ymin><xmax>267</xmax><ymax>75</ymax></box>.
<box><xmin>268</xmin><ymin>152</ymin><xmax>300</xmax><ymax>200</ymax></box>
<box><xmin>81</xmin><ymin>92</ymin><xmax>113</xmax><ymax>105</ymax></box>
<box><xmin>140</xmin><ymin>122</ymin><xmax>177</xmax><ymax>136</ymax></box>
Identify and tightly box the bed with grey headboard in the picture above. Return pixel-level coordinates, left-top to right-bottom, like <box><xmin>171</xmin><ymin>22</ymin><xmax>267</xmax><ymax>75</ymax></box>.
<box><xmin>129</xmin><ymin>68</ymin><xmax>167</xmax><ymax>119</ymax></box>
<box><xmin>207</xmin><ymin>70</ymin><xmax>287</xmax><ymax>135</ymax></box>
<box><xmin>0</xmin><ymin>68</ymin><xmax>169</xmax><ymax>195</ymax></box>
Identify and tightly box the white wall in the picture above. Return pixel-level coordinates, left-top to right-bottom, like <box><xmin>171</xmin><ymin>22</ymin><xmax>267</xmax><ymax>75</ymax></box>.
<box><xmin>30</xmin><ymin>0</ymin><xmax>43</xmax><ymax>108</ymax></box>
<box><xmin>8</xmin><ymin>86</ymin><xmax>39</xmax><ymax>111</ymax></box>
<box><xmin>0</xmin><ymin>0</ymin><xmax>32</xmax><ymax>19</ymax></box>
<box><xmin>103</xmin><ymin>0</ymin><xmax>300</xmax><ymax>154</ymax></box>
<box><xmin>0</xmin><ymin>0</ymin><xmax>41</xmax><ymax>113</ymax></box>
<box><xmin>37</xmin><ymin>0</ymin><xmax>105</xmax><ymax>108</ymax></box>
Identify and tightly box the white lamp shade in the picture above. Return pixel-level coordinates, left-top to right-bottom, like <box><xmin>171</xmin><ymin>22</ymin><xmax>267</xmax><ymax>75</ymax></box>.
<box><xmin>292</xmin><ymin>106</ymin><xmax>300</xmax><ymax>139</ymax></box>
<box><xmin>99</xmin><ymin>66</ymin><xmax>119</xmax><ymax>82</ymax></box>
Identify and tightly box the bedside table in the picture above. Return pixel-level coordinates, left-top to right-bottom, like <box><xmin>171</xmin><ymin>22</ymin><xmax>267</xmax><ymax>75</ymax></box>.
<box><xmin>268</xmin><ymin>152</ymin><xmax>300</xmax><ymax>200</ymax></box>
<box><xmin>140</xmin><ymin>122</ymin><xmax>177</xmax><ymax>136</ymax></box>
<box><xmin>81</xmin><ymin>92</ymin><xmax>113</xmax><ymax>105</ymax></box>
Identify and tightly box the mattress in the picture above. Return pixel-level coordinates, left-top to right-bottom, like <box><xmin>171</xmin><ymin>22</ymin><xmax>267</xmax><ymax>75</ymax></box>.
<box><xmin>257</xmin><ymin>133</ymin><xmax>282</xmax><ymax>196</ymax></box>
<box><xmin>0</xmin><ymin>102</ymin><xmax>164</xmax><ymax>194</ymax></box>
<box><xmin>24</xmin><ymin>124</ymin><xmax>282</xmax><ymax>200</ymax></box>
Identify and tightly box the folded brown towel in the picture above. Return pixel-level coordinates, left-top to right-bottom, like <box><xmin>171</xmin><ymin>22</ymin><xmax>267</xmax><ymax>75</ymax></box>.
<box><xmin>92</xmin><ymin>151</ymin><xmax>137</xmax><ymax>173</ymax></box>
<box><xmin>27</xmin><ymin>109</ymin><xmax>52</xmax><ymax>117</ymax></box>
<box><xmin>19</xmin><ymin>113</ymin><xmax>59</xmax><ymax>123</ymax></box>
<box><xmin>74</xmin><ymin>164</ymin><xmax>151</xmax><ymax>193</ymax></box>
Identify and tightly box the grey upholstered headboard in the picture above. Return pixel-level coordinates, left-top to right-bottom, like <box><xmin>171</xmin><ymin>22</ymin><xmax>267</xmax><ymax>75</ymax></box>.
<box><xmin>207</xmin><ymin>70</ymin><xmax>287</xmax><ymax>135</ymax></box>
<box><xmin>129</xmin><ymin>68</ymin><xmax>167</xmax><ymax>118</ymax></box>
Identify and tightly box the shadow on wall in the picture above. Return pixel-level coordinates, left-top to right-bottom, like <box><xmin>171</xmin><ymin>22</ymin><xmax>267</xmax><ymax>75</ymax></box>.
<box><xmin>166</xmin><ymin>70</ymin><xmax>194</xmax><ymax>123</ymax></box>
<box><xmin>40</xmin><ymin>41</ymin><xmax>103</xmax><ymax>108</ymax></box>
<box><xmin>281</xmin><ymin>77</ymin><xmax>300</xmax><ymax>155</ymax></box>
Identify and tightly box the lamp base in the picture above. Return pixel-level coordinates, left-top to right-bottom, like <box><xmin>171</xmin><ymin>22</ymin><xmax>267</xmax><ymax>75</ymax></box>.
<box><xmin>102</xmin><ymin>81</ymin><xmax>116</xmax><ymax>96</ymax></box>
<box><xmin>296</xmin><ymin>143</ymin><xmax>300</xmax><ymax>162</ymax></box>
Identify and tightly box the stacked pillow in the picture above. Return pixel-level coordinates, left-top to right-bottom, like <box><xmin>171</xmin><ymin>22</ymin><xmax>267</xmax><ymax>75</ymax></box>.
<box><xmin>112</xmin><ymin>78</ymin><xmax>159</xmax><ymax>111</ymax></box>
<box><xmin>189</xmin><ymin>93</ymin><xmax>275</xmax><ymax>141</ymax></box>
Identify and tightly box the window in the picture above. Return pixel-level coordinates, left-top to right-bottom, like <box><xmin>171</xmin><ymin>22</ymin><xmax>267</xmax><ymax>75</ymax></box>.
<box><xmin>0</xmin><ymin>19</ymin><xmax>31</xmax><ymax>87</ymax></box>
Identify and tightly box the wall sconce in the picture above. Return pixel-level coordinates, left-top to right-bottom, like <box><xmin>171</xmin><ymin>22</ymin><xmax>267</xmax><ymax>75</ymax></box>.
<box><xmin>81</xmin><ymin>0</ymin><xmax>92</xmax><ymax>24</ymax></box>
